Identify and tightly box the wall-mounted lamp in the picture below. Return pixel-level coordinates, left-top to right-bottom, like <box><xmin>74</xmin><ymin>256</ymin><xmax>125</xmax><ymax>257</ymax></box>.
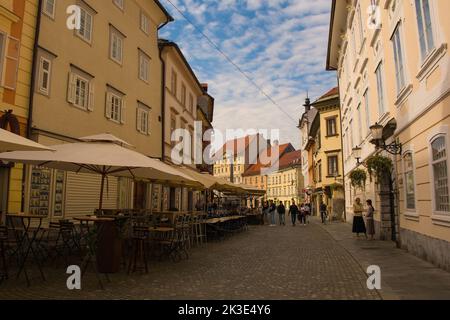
<box><xmin>369</xmin><ymin>122</ymin><xmax>402</xmax><ymax>155</ymax></box>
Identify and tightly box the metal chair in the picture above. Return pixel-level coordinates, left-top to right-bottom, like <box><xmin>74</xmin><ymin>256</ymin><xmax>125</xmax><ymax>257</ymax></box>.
<box><xmin>0</xmin><ymin>226</ymin><xmax>8</xmax><ymax>283</ymax></box>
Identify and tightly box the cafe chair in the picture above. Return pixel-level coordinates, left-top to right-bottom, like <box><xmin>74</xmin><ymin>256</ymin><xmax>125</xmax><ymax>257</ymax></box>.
<box><xmin>0</xmin><ymin>226</ymin><xmax>8</xmax><ymax>283</ymax></box>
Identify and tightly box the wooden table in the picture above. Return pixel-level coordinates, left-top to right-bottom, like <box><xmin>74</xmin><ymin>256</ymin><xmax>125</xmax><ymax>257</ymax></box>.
<box><xmin>6</xmin><ymin>214</ymin><xmax>47</xmax><ymax>286</ymax></box>
<box><xmin>148</xmin><ymin>227</ymin><xmax>175</xmax><ymax>233</ymax></box>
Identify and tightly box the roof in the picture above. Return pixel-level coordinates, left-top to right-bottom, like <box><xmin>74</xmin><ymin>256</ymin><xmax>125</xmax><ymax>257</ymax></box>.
<box><xmin>312</xmin><ymin>87</ymin><xmax>339</xmax><ymax>105</ymax></box>
<box><xmin>216</xmin><ymin>134</ymin><xmax>266</xmax><ymax>158</ymax></box>
<box><xmin>158</xmin><ymin>39</ymin><xmax>204</xmax><ymax>93</ymax></box>
<box><xmin>242</xmin><ymin>143</ymin><xmax>295</xmax><ymax>177</ymax></box>
<box><xmin>154</xmin><ymin>0</ymin><xmax>174</xmax><ymax>24</ymax></box>
<box><xmin>278</xmin><ymin>150</ymin><xmax>302</xmax><ymax>170</ymax></box>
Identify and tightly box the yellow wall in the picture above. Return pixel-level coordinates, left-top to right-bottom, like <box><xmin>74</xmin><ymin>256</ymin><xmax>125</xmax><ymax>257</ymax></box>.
<box><xmin>0</xmin><ymin>0</ymin><xmax>38</xmax><ymax>213</ymax></box>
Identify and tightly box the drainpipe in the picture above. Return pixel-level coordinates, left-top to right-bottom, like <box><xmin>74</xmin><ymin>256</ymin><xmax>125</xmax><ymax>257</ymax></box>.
<box><xmin>158</xmin><ymin>45</ymin><xmax>166</xmax><ymax>162</ymax></box>
<box><xmin>336</xmin><ymin>77</ymin><xmax>347</xmax><ymax>223</ymax></box>
<box><xmin>21</xmin><ymin>0</ymin><xmax>43</xmax><ymax>213</ymax></box>
<box><xmin>27</xmin><ymin>0</ymin><xmax>43</xmax><ymax>139</ymax></box>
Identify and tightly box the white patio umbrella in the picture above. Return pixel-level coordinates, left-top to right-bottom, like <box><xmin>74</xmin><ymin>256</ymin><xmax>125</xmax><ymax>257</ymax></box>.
<box><xmin>0</xmin><ymin>128</ymin><xmax>54</xmax><ymax>152</ymax></box>
<box><xmin>0</xmin><ymin>134</ymin><xmax>201</xmax><ymax>209</ymax></box>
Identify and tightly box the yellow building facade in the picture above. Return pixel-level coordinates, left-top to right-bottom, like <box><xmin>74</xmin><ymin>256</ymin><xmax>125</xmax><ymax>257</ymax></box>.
<box><xmin>21</xmin><ymin>0</ymin><xmax>173</xmax><ymax>219</ymax></box>
<box><xmin>328</xmin><ymin>0</ymin><xmax>450</xmax><ymax>270</ymax></box>
<box><xmin>301</xmin><ymin>88</ymin><xmax>345</xmax><ymax>219</ymax></box>
<box><xmin>0</xmin><ymin>0</ymin><xmax>38</xmax><ymax>220</ymax></box>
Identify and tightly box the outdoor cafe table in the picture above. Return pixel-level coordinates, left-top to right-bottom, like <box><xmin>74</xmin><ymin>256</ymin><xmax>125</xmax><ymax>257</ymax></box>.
<box><xmin>73</xmin><ymin>216</ymin><xmax>118</xmax><ymax>289</ymax></box>
<box><xmin>6</xmin><ymin>213</ymin><xmax>46</xmax><ymax>286</ymax></box>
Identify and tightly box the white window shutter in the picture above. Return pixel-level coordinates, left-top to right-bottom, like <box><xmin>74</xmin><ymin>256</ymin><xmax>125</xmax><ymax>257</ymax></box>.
<box><xmin>87</xmin><ymin>82</ymin><xmax>94</xmax><ymax>111</ymax></box>
<box><xmin>120</xmin><ymin>99</ymin><xmax>126</xmax><ymax>124</ymax></box>
<box><xmin>105</xmin><ymin>92</ymin><xmax>112</xmax><ymax>119</ymax></box>
<box><xmin>136</xmin><ymin>108</ymin><xmax>142</xmax><ymax>132</ymax></box>
<box><xmin>146</xmin><ymin>113</ymin><xmax>151</xmax><ymax>135</ymax></box>
<box><xmin>67</xmin><ymin>73</ymin><xmax>76</xmax><ymax>104</ymax></box>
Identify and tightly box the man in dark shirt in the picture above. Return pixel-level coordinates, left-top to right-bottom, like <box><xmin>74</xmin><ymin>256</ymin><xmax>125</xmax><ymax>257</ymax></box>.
<box><xmin>288</xmin><ymin>200</ymin><xmax>299</xmax><ymax>226</ymax></box>
<box><xmin>277</xmin><ymin>201</ymin><xmax>286</xmax><ymax>226</ymax></box>
<box><xmin>320</xmin><ymin>202</ymin><xmax>328</xmax><ymax>224</ymax></box>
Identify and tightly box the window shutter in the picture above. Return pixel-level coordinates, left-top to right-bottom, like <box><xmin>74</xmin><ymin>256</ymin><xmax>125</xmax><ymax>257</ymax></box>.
<box><xmin>3</xmin><ymin>36</ymin><xmax>20</xmax><ymax>90</ymax></box>
<box><xmin>146</xmin><ymin>113</ymin><xmax>151</xmax><ymax>135</ymax></box>
<box><xmin>105</xmin><ymin>92</ymin><xmax>112</xmax><ymax>119</ymax></box>
<box><xmin>67</xmin><ymin>73</ymin><xmax>76</xmax><ymax>104</ymax></box>
<box><xmin>120</xmin><ymin>99</ymin><xmax>126</xmax><ymax>124</ymax></box>
<box><xmin>136</xmin><ymin>108</ymin><xmax>142</xmax><ymax>132</ymax></box>
<box><xmin>87</xmin><ymin>82</ymin><xmax>94</xmax><ymax>111</ymax></box>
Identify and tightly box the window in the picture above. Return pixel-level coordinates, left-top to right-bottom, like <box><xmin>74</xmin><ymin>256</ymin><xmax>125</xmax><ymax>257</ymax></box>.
<box><xmin>113</xmin><ymin>0</ymin><xmax>124</xmax><ymax>10</ymax></box>
<box><xmin>318</xmin><ymin>163</ymin><xmax>322</xmax><ymax>182</ymax></box>
<box><xmin>170</xmin><ymin>113</ymin><xmax>176</xmax><ymax>147</ymax></box>
<box><xmin>43</xmin><ymin>0</ymin><xmax>56</xmax><ymax>18</ymax></box>
<box><xmin>171</xmin><ymin>70</ymin><xmax>177</xmax><ymax>96</ymax></box>
<box><xmin>364</xmin><ymin>90</ymin><xmax>370</xmax><ymax>136</ymax></box>
<box><xmin>140</xmin><ymin>11</ymin><xmax>150</xmax><ymax>35</ymax></box>
<box><xmin>326</xmin><ymin>117</ymin><xmax>337</xmax><ymax>136</ymax></box>
<box><xmin>139</xmin><ymin>50</ymin><xmax>150</xmax><ymax>82</ymax></box>
<box><xmin>357</xmin><ymin>104</ymin><xmax>362</xmax><ymax>144</ymax></box>
<box><xmin>77</xmin><ymin>7</ymin><xmax>93</xmax><ymax>43</ymax></box>
<box><xmin>0</xmin><ymin>33</ymin><xmax>5</xmax><ymax>82</ymax></box>
<box><xmin>431</xmin><ymin>136</ymin><xmax>449</xmax><ymax>213</ymax></box>
<box><xmin>105</xmin><ymin>89</ymin><xmax>125</xmax><ymax>124</ymax></box>
<box><xmin>375</xmin><ymin>63</ymin><xmax>386</xmax><ymax>116</ymax></box>
<box><xmin>110</xmin><ymin>28</ymin><xmax>124</xmax><ymax>64</ymax></box>
<box><xmin>136</xmin><ymin>103</ymin><xmax>150</xmax><ymax>135</ymax></box>
<box><xmin>357</xmin><ymin>5</ymin><xmax>364</xmax><ymax>46</ymax></box>
<box><xmin>2</xmin><ymin>35</ymin><xmax>20</xmax><ymax>90</ymax></box>
<box><xmin>181</xmin><ymin>83</ymin><xmax>186</xmax><ymax>106</ymax></box>
<box><xmin>328</xmin><ymin>156</ymin><xmax>338</xmax><ymax>177</ymax></box>
<box><xmin>349</xmin><ymin>120</ymin><xmax>354</xmax><ymax>151</ymax></box>
<box><xmin>67</xmin><ymin>72</ymin><xmax>93</xmax><ymax>111</ymax></box>
<box><xmin>403</xmin><ymin>153</ymin><xmax>416</xmax><ymax>210</ymax></box>
<box><xmin>392</xmin><ymin>25</ymin><xmax>407</xmax><ymax>94</ymax></box>
<box><xmin>188</xmin><ymin>94</ymin><xmax>194</xmax><ymax>113</ymax></box>
<box><xmin>415</xmin><ymin>0</ymin><xmax>435</xmax><ymax>60</ymax></box>
<box><xmin>38</xmin><ymin>57</ymin><xmax>51</xmax><ymax>95</ymax></box>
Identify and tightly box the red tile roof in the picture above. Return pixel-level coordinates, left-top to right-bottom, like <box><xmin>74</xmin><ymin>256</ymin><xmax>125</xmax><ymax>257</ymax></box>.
<box><xmin>216</xmin><ymin>134</ymin><xmax>260</xmax><ymax>157</ymax></box>
<box><xmin>317</xmin><ymin>87</ymin><xmax>339</xmax><ymax>101</ymax></box>
<box><xmin>242</xmin><ymin>143</ymin><xmax>295</xmax><ymax>177</ymax></box>
<box><xmin>278</xmin><ymin>150</ymin><xmax>302</xmax><ymax>170</ymax></box>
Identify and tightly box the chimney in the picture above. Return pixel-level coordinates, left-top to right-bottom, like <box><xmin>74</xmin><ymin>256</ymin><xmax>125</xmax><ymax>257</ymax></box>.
<box><xmin>201</xmin><ymin>83</ymin><xmax>208</xmax><ymax>92</ymax></box>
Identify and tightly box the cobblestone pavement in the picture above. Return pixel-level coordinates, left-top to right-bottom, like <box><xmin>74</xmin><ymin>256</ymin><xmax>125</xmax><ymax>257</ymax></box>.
<box><xmin>0</xmin><ymin>221</ymin><xmax>380</xmax><ymax>300</ymax></box>
<box><xmin>317</xmin><ymin>219</ymin><xmax>450</xmax><ymax>300</ymax></box>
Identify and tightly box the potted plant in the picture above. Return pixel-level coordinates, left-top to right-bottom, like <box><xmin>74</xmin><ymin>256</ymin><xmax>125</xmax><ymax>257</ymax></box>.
<box><xmin>350</xmin><ymin>169</ymin><xmax>367</xmax><ymax>191</ymax></box>
<box><xmin>366</xmin><ymin>155</ymin><xmax>393</xmax><ymax>183</ymax></box>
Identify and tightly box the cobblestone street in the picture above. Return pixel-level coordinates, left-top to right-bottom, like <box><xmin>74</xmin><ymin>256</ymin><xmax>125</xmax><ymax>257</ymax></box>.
<box><xmin>0</xmin><ymin>221</ymin><xmax>380</xmax><ymax>300</ymax></box>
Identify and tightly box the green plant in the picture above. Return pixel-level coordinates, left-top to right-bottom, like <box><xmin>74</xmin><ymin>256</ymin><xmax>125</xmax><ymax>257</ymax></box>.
<box><xmin>349</xmin><ymin>169</ymin><xmax>367</xmax><ymax>190</ymax></box>
<box><xmin>366</xmin><ymin>155</ymin><xmax>393</xmax><ymax>181</ymax></box>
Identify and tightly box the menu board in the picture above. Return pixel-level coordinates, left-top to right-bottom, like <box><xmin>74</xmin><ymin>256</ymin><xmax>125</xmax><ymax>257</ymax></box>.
<box><xmin>152</xmin><ymin>184</ymin><xmax>161</xmax><ymax>211</ymax></box>
<box><xmin>53</xmin><ymin>170</ymin><xmax>65</xmax><ymax>217</ymax></box>
<box><xmin>29</xmin><ymin>167</ymin><xmax>51</xmax><ymax>216</ymax></box>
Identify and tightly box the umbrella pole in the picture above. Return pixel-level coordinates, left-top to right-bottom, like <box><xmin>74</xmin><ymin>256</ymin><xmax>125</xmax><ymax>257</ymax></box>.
<box><xmin>99</xmin><ymin>173</ymin><xmax>106</xmax><ymax>211</ymax></box>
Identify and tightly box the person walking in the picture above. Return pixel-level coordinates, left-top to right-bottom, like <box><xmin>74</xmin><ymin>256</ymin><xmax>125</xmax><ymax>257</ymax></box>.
<box><xmin>298</xmin><ymin>204</ymin><xmax>307</xmax><ymax>226</ymax></box>
<box><xmin>320</xmin><ymin>201</ymin><xmax>328</xmax><ymax>224</ymax></box>
<box><xmin>277</xmin><ymin>201</ymin><xmax>286</xmax><ymax>226</ymax></box>
<box><xmin>289</xmin><ymin>200</ymin><xmax>299</xmax><ymax>226</ymax></box>
<box><xmin>269</xmin><ymin>200</ymin><xmax>277</xmax><ymax>227</ymax></box>
<box><xmin>366</xmin><ymin>200</ymin><xmax>375</xmax><ymax>240</ymax></box>
<box><xmin>262</xmin><ymin>201</ymin><xmax>269</xmax><ymax>225</ymax></box>
<box><xmin>352</xmin><ymin>198</ymin><xmax>367</xmax><ymax>238</ymax></box>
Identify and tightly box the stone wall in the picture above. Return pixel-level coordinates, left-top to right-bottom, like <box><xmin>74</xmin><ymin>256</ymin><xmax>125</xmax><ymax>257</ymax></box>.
<box><xmin>400</xmin><ymin>228</ymin><xmax>450</xmax><ymax>272</ymax></box>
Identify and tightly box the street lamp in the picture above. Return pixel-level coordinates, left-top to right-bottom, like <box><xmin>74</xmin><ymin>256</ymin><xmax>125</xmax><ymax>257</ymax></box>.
<box><xmin>369</xmin><ymin>122</ymin><xmax>402</xmax><ymax>155</ymax></box>
<box><xmin>352</xmin><ymin>146</ymin><xmax>362</xmax><ymax>165</ymax></box>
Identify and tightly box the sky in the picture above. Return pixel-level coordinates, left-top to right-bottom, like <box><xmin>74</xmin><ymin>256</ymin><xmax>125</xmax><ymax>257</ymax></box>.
<box><xmin>159</xmin><ymin>0</ymin><xmax>337</xmax><ymax>150</ymax></box>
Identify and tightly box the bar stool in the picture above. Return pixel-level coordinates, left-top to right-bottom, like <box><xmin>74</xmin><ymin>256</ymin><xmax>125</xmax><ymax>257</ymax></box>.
<box><xmin>128</xmin><ymin>225</ymin><xmax>149</xmax><ymax>274</ymax></box>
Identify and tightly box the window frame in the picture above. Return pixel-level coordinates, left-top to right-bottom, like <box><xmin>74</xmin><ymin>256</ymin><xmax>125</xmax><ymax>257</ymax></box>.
<box><xmin>113</xmin><ymin>0</ymin><xmax>124</xmax><ymax>11</ymax></box>
<box><xmin>327</xmin><ymin>155</ymin><xmax>339</xmax><ymax>177</ymax></box>
<box><xmin>429</xmin><ymin>132</ymin><xmax>450</xmax><ymax>216</ymax></box>
<box><xmin>73</xmin><ymin>74</ymin><xmax>89</xmax><ymax>110</ymax></box>
<box><xmin>110</xmin><ymin>27</ymin><xmax>124</xmax><ymax>65</ymax></box>
<box><xmin>402</xmin><ymin>151</ymin><xmax>418</xmax><ymax>212</ymax></box>
<box><xmin>326</xmin><ymin>117</ymin><xmax>337</xmax><ymax>137</ymax></box>
<box><xmin>76</xmin><ymin>6</ymin><xmax>93</xmax><ymax>44</ymax></box>
<box><xmin>43</xmin><ymin>0</ymin><xmax>56</xmax><ymax>19</ymax></box>
<box><xmin>38</xmin><ymin>56</ymin><xmax>52</xmax><ymax>96</ymax></box>
<box><xmin>138</xmin><ymin>50</ymin><xmax>150</xmax><ymax>83</ymax></box>
<box><xmin>391</xmin><ymin>23</ymin><xmax>407</xmax><ymax>95</ymax></box>
<box><xmin>414</xmin><ymin>0</ymin><xmax>436</xmax><ymax>62</ymax></box>
<box><xmin>140</xmin><ymin>11</ymin><xmax>150</xmax><ymax>35</ymax></box>
<box><xmin>136</xmin><ymin>104</ymin><xmax>150</xmax><ymax>135</ymax></box>
<box><xmin>375</xmin><ymin>61</ymin><xmax>386</xmax><ymax>117</ymax></box>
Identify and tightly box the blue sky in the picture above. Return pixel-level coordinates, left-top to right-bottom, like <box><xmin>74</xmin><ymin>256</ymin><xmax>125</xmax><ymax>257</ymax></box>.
<box><xmin>159</xmin><ymin>0</ymin><xmax>337</xmax><ymax>149</ymax></box>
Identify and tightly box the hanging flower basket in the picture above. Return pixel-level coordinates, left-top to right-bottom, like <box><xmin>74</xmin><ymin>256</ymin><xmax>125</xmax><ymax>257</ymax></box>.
<box><xmin>366</xmin><ymin>155</ymin><xmax>393</xmax><ymax>182</ymax></box>
<box><xmin>350</xmin><ymin>169</ymin><xmax>367</xmax><ymax>191</ymax></box>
